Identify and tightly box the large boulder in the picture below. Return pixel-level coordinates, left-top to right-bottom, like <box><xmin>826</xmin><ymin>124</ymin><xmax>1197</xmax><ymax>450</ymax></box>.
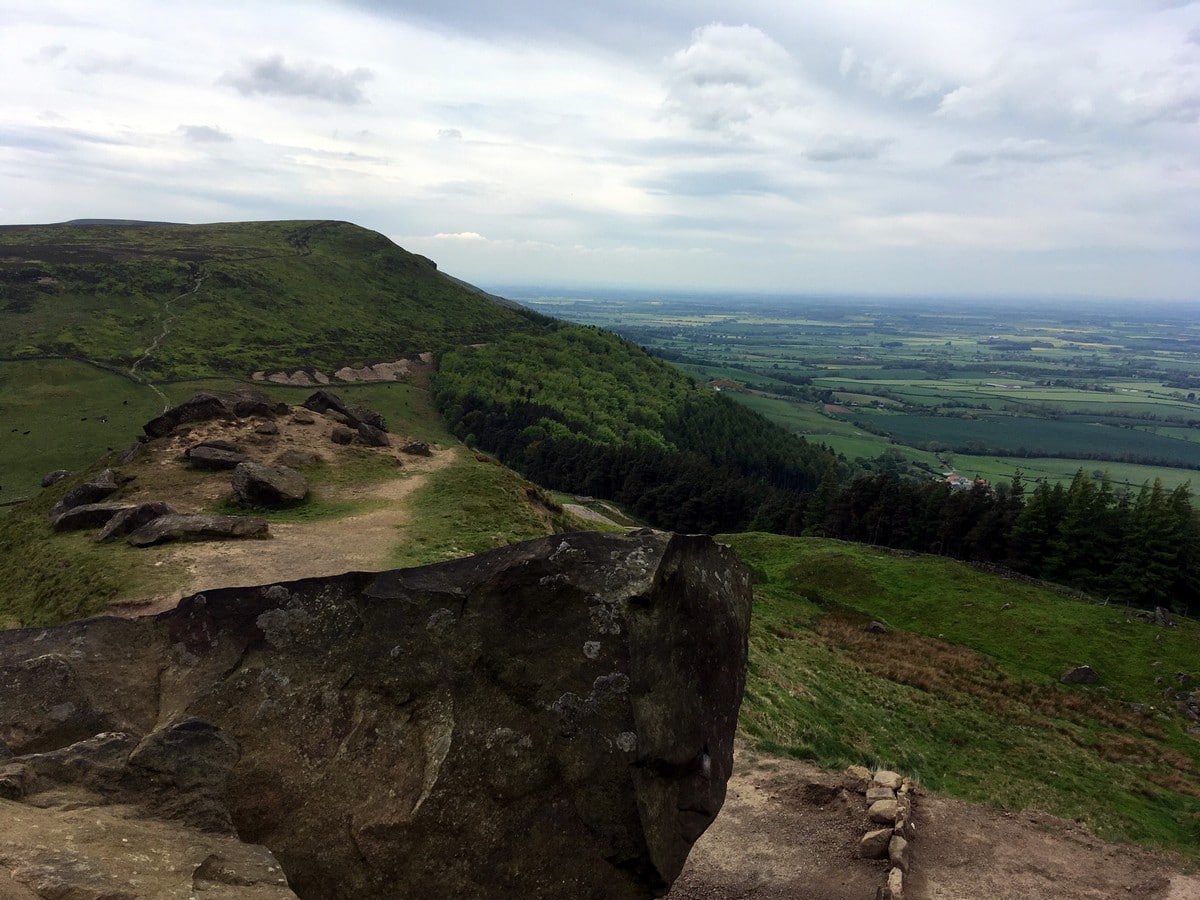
<box><xmin>95</xmin><ymin>501</ymin><xmax>176</xmax><ymax>542</ymax></box>
<box><xmin>48</xmin><ymin>468</ymin><xmax>123</xmax><ymax>518</ymax></box>
<box><xmin>126</xmin><ymin>513</ymin><xmax>270</xmax><ymax>546</ymax></box>
<box><xmin>187</xmin><ymin>443</ymin><xmax>249</xmax><ymax>470</ymax></box>
<box><xmin>144</xmin><ymin>394</ymin><xmax>231</xmax><ymax>438</ymax></box>
<box><xmin>1060</xmin><ymin>665</ymin><xmax>1099</xmax><ymax>685</ymax></box>
<box><xmin>356</xmin><ymin>422</ymin><xmax>390</xmax><ymax>447</ymax></box>
<box><xmin>51</xmin><ymin>502</ymin><xmax>132</xmax><ymax>532</ymax></box>
<box><xmin>0</xmin><ymin>531</ymin><xmax>751</xmax><ymax>899</ymax></box>
<box><xmin>231</xmin><ymin>462</ymin><xmax>308</xmax><ymax>506</ymax></box>
<box><xmin>301</xmin><ymin>390</ymin><xmax>355</xmax><ymax>422</ymax></box>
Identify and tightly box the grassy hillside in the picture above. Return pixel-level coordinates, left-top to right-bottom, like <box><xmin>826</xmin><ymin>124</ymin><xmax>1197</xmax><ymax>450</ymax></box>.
<box><xmin>728</xmin><ymin>532</ymin><xmax>1200</xmax><ymax>860</ymax></box>
<box><xmin>0</xmin><ymin>219</ymin><xmax>546</xmax><ymax>378</ymax></box>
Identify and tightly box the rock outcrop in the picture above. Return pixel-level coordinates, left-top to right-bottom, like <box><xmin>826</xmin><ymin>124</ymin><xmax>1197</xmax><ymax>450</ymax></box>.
<box><xmin>0</xmin><ymin>530</ymin><xmax>751</xmax><ymax>899</ymax></box>
<box><xmin>231</xmin><ymin>462</ymin><xmax>309</xmax><ymax>506</ymax></box>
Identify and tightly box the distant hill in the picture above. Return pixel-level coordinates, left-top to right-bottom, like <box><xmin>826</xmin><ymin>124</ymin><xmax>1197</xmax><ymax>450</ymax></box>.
<box><xmin>0</xmin><ymin>219</ymin><xmax>545</xmax><ymax>379</ymax></box>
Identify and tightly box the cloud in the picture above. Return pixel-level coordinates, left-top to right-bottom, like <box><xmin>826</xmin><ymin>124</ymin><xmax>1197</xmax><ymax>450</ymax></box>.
<box><xmin>805</xmin><ymin>134</ymin><xmax>892</xmax><ymax>163</ymax></box>
<box><xmin>26</xmin><ymin>44</ymin><xmax>66</xmax><ymax>64</ymax></box>
<box><xmin>641</xmin><ymin>169</ymin><xmax>780</xmax><ymax>197</ymax></box>
<box><xmin>663</xmin><ymin>23</ymin><xmax>799</xmax><ymax>135</ymax></box>
<box><xmin>437</xmin><ymin>128</ymin><xmax>463</xmax><ymax>140</ymax></box>
<box><xmin>221</xmin><ymin>55</ymin><xmax>373</xmax><ymax>104</ymax></box>
<box><xmin>179</xmin><ymin>125</ymin><xmax>232</xmax><ymax>143</ymax></box>
<box><xmin>433</xmin><ymin>231</ymin><xmax>488</xmax><ymax>241</ymax></box>
<box><xmin>951</xmin><ymin>138</ymin><xmax>1079</xmax><ymax>167</ymax></box>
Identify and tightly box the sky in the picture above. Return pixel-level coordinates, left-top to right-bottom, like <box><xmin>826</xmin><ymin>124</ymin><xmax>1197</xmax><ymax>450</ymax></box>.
<box><xmin>2</xmin><ymin>1</ymin><xmax>1198</xmax><ymax>300</ymax></box>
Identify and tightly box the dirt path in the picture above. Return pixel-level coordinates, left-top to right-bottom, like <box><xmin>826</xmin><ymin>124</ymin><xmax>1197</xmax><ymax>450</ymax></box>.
<box><xmin>162</xmin><ymin>446</ymin><xmax>457</xmax><ymax>601</ymax></box>
<box><xmin>128</xmin><ymin>269</ymin><xmax>207</xmax><ymax>411</ymax></box>
<box><xmin>673</xmin><ymin>749</ymin><xmax>1200</xmax><ymax>900</ymax></box>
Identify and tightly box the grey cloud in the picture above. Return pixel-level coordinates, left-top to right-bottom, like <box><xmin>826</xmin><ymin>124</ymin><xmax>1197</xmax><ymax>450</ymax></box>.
<box><xmin>641</xmin><ymin>169</ymin><xmax>782</xmax><ymax>197</ymax></box>
<box><xmin>951</xmin><ymin>139</ymin><xmax>1081</xmax><ymax>166</ymax></box>
<box><xmin>179</xmin><ymin>125</ymin><xmax>232</xmax><ymax>143</ymax></box>
<box><xmin>0</xmin><ymin>126</ymin><xmax>127</xmax><ymax>154</ymax></box>
<box><xmin>805</xmin><ymin>135</ymin><xmax>892</xmax><ymax>163</ymax></box>
<box><xmin>221</xmin><ymin>55</ymin><xmax>373</xmax><ymax>104</ymax></box>
<box><xmin>438</xmin><ymin>128</ymin><xmax>463</xmax><ymax>140</ymax></box>
<box><xmin>27</xmin><ymin>44</ymin><xmax>66</xmax><ymax>64</ymax></box>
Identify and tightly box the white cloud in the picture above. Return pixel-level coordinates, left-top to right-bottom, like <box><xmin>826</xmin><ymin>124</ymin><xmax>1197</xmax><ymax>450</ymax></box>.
<box><xmin>663</xmin><ymin>23</ymin><xmax>800</xmax><ymax>135</ymax></box>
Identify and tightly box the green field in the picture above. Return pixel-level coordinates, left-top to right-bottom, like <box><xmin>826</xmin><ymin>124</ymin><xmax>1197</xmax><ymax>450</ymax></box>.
<box><xmin>728</xmin><ymin>532</ymin><xmax>1200</xmax><ymax>859</ymax></box>
<box><xmin>513</xmin><ymin>290</ymin><xmax>1200</xmax><ymax>492</ymax></box>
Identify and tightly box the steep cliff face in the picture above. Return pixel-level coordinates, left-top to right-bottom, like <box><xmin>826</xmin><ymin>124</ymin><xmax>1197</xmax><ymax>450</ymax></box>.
<box><xmin>0</xmin><ymin>530</ymin><xmax>751</xmax><ymax>899</ymax></box>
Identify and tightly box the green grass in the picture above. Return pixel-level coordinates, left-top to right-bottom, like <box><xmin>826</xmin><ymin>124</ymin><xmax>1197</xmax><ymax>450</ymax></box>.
<box><xmin>387</xmin><ymin>452</ymin><xmax>568</xmax><ymax>568</ymax></box>
<box><xmin>726</xmin><ymin>531</ymin><xmax>1200</xmax><ymax>860</ymax></box>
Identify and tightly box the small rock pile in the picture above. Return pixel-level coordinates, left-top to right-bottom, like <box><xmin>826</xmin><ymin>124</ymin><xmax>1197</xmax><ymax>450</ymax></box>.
<box><xmin>846</xmin><ymin>765</ymin><xmax>915</xmax><ymax>899</ymax></box>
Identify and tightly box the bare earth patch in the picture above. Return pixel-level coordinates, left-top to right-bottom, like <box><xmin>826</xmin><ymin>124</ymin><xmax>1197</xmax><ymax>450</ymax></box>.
<box><xmin>673</xmin><ymin>749</ymin><xmax>1200</xmax><ymax>899</ymax></box>
<box><xmin>110</xmin><ymin>410</ymin><xmax>457</xmax><ymax>616</ymax></box>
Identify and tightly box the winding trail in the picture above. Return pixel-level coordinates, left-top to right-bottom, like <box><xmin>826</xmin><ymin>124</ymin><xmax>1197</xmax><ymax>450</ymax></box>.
<box><xmin>129</xmin><ymin>268</ymin><xmax>207</xmax><ymax>411</ymax></box>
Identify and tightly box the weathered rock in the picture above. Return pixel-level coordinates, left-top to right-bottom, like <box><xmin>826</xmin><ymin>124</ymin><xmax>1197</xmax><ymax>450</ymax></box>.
<box><xmin>330</xmin><ymin>425</ymin><xmax>354</xmax><ymax>445</ymax></box>
<box><xmin>275</xmin><ymin>449</ymin><xmax>323</xmax><ymax>468</ymax></box>
<box><xmin>187</xmin><ymin>444</ymin><xmax>249</xmax><ymax>470</ymax></box>
<box><xmin>889</xmin><ymin>834</ymin><xmax>910</xmax><ymax>872</ymax></box>
<box><xmin>0</xmin><ymin>531</ymin><xmax>751</xmax><ymax>899</ymax></box>
<box><xmin>1155</xmin><ymin>606</ymin><xmax>1173</xmax><ymax>627</ymax></box>
<box><xmin>95</xmin><ymin>501</ymin><xmax>176</xmax><ymax>542</ymax></box>
<box><xmin>48</xmin><ymin>468</ymin><xmax>122</xmax><ymax>518</ymax></box>
<box><xmin>302</xmin><ymin>389</ymin><xmax>355</xmax><ymax>421</ymax></box>
<box><xmin>233</xmin><ymin>393</ymin><xmax>288</xmax><ymax>419</ymax></box>
<box><xmin>865</xmin><ymin>621</ymin><xmax>889</xmax><ymax>634</ymax></box>
<box><xmin>40</xmin><ymin>469</ymin><xmax>71</xmax><ymax>488</ymax></box>
<box><xmin>400</xmin><ymin>439</ymin><xmax>432</xmax><ymax>456</ymax></box>
<box><xmin>231</xmin><ymin>463</ymin><xmax>308</xmax><ymax>506</ymax></box>
<box><xmin>351</xmin><ymin>407</ymin><xmax>388</xmax><ymax>432</ymax></box>
<box><xmin>1061</xmin><ymin>665</ymin><xmax>1099</xmax><ymax>685</ymax></box>
<box><xmin>874</xmin><ymin>770</ymin><xmax>903</xmax><ymax>791</ymax></box>
<box><xmin>255</xmin><ymin>421</ymin><xmax>281</xmax><ymax>436</ymax></box>
<box><xmin>144</xmin><ymin>394</ymin><xmax>230</xmax><ymax>438</ymax></box>
<box><xmin>866</xmin><ymin>785</ymin><xmax>896</xmax><ymax>803</ymax></box>
<box><xmin>291</xmin><ymin>410</ymin><xmax>317</xmax><ymax>425</ymax></box>
<box><xmin>869</xmin><ymin>798</ymin><xmax>899</xmax><ymax>823</ymax></box>
<box><xmin>887</xmin><ymin>865</ymin><xmax>905</xmax><ymax>899</ymax></box>
<box><xmin>50</xmin><ymin>502</ymin><xmax>132</xmax><ymax>532</ymax></box>
<box><xmin>126</xmin><ymin>514</ymin><xmax>269</xmax><ymax>546</ymax></box>
<box><xmin>356</xmin><ymin>422</ymin><xmax>390</xmax><ymax>447</ymax></box>
<box><xmin>858</xmin><ymin>827</ymin><xmax>892</xmax><ymax>859</ymax></box>
<box><xmin>844</xmin><ymin>764</ymin><xmax>871</xmax><ymax>793</ymax></box>
<box><xmin>117</xmin><ymin>440</ymin><xmax>146</xmax><ymax>464</ymax></box>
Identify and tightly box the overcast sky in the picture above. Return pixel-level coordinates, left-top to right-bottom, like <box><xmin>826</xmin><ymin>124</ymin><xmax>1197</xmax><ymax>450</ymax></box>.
<box><xmin>2</xmin><ymin>1</ymin><xmax>1198</xmax><ymax>299</ymax></box>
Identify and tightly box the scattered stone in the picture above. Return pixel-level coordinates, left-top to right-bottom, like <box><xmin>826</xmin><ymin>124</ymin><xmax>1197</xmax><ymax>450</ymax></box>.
<box><xmin>255</xmin><ymin>421</ymin><xmax>280</xmax><ymax>436</ymax></box>
<box><xmin>331</xmin><ymin>425</ymin><xmax>354</xmax><ymax>445</ymax></box>
<box><xmin>1001</xmin><ymin>602</ymin><xmax>1013</xmax><ymax>610</ymax></box>
<box><xmin>275</xmin><ymin>449</ymin><xmax>323</xmax><ymax>468</ymax></box>
<box><xmin>40</xmin><ymin>469</ymin><xmax>71</xmax><ymax>488</ymax></box>
<box><xmin>889</xmin><ymin>835</ymin><xmax>909</xmax><ymax>872</ymax></box>
<box><xmin>51</xmin><ymin>502</ymin><xmax>133</xmax><ymax>532</ymax></box>
<box><xmin>865</xmin><ymin>621</ymin><xmax>889</xmax><ymax>634</ymax></box>
<box><xmin>95</xmin><ymin>501</ymin><xmax>176</xmax><ymax>542</ymax></box>
<box><xmin>1154</xmin><ymin>606</ymin><xmax>1173</xmax><ymax>627</ymax></box>
<box><xmin>844</xmin><ymin>764</ymin><xmax>872</xmax><ymax>793</ymax></box>
<box><xmin>291</xmin><ymin>410</ymin><xmax>317</xmax><ymax>425</ymax></box>
<box><xmin>117</xmin><ymin>441</ymin><xmax>145</xmax><ymax>464</ymax></box>
<box><xmin>127</xmin><ymin>514</ymin><xmax>270</xmax><ymax>546</ymax></box>
<box><xmin>866</xmin><ymin>786</ymin><xmax>897</xmax><ymax>803</ymax></box>
<box><xmin>400</xmin><ymin>439</ymin><xmax>432</xmax><ymax>456</ymax></box>
<box><xmin>874</xmin><ymin>770</ymin><xmax>903</xmax><ymax>791</ymax></box>
<box><xmin>1061</xmin><ymin>665</ymin><xmax>1099</xmax><ymax>685</ymax></box>
<box><xmin>356</xmin><ymin>421</ymin><xmax>390</xmax><ymax>447</ymax></box>
<box><xmin>231</xmin><ymin>462</ymin><xmax>308</xmax><ymax>506</ymax></box>
<box><xmin>868</xmin><ymin>798</ymin><xmax>899</xmax><ymax>824</ymax></box>
<box><xmin>887</xmin><ymin>865</ymin><xmax>905</xmax><ymax>899</ymax></box>
<box><xmin>144</xmin><ymin>394</ymin><xmax>230</xmax><ymax>438</ymax></box>
<box><xmin>859</xmin><ymin>827</ymin><xmax>893</xmax><ymax>859</ymax></box>
<box><xmin>185</xmin><ymin>444</ymin><xmax>248</xmax><ymax>470</ymax></box>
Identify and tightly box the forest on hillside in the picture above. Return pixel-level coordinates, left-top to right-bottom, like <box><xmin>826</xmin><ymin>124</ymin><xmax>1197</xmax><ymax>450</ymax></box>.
<box><xmin>436</xmin><ymin>325</ymin><xmax>1200</xmax><ymax>615</ymax></box>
